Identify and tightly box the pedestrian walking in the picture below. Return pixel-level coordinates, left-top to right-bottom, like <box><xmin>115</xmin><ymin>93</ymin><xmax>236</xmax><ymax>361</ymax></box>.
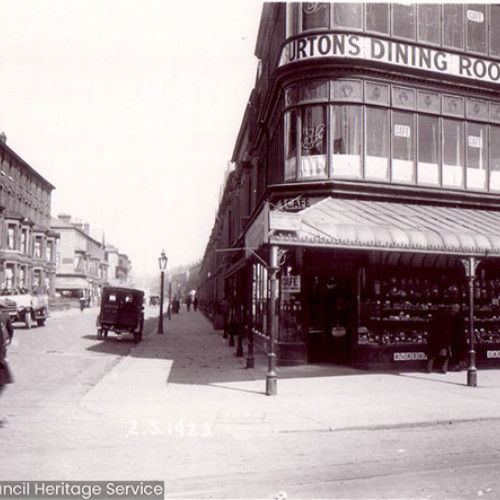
<box><xmin>186</xmin><ymin>295</ymin><xmax>191</xmax><ymax>312</ymax></box>
<box><xmin>426</xmin><ymin>305</ymin><xmax>454</xmax><ymax>373</ymax></box>
<box><xmin>449</xmin><ymin>303</ymin><xmax>467</xmax><ymax>371</ymax></box>
<box><xmin>193</xmin><ymin>296</ymin><xmax>198</xmax><ymax>312</ymax></box>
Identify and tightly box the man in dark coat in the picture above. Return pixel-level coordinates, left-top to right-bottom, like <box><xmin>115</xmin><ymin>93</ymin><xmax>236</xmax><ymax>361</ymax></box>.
<box><xmin>426</xmin><ymin>305</ymin><xmax>454</xmax><ymax>373</ymax></box>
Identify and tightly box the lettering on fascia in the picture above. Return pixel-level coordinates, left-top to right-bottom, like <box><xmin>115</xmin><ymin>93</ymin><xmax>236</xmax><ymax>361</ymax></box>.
<box><xmin>279</xmin><ymin>33</ymin><xmax>500</xmax><ymax>85</ymax></box>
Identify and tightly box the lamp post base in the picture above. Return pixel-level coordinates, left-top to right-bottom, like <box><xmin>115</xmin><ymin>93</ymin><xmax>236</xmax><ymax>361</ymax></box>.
<box><xmin>266</xmin><ymin>375</ymin><xmax>277</xmax><ymax>396</ymax></box>
<box><xmin>467</xmin><ymin>368</ymin><xmax>477</xmax><ymax>387</ymax></box>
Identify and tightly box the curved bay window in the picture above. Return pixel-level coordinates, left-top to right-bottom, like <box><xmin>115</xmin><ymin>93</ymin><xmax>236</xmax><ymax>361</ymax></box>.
<box><xmin>283</xmin><ymin>79</ymin><xmax>500</xmax><ymax>193</ymax></box>
<box><xmin>466</xmin><ymin>122</ymin><xmax>487</xmax><ymax>190</ymax></box>
<box><xmin>285</xmin><ymin>106</ymin><xmax>328</xmax><ymax>180</ymax></box>
<box><xmin>490</xmin><ymin>126</ymin><xmax>500</xmax><ymax>191</ymax></box>
<box><xmin>442</xmin><ymin>119</ymin><xmax>464</xmax><ymax>188</ymax></box>
<box><xmin>392</xmin><ymin>111</ymin><xmax>415</xmax><ymax>184</ymax></box>
<box><xmin>365</xmin><ymin>107</ymin><xmax>389</xmax><ymax>180</ymax></box>
<box><xmin>332</xmin><ymin>105</ymin><xmax>362</xmax><ymax>178</ymax></box>
<box><xmin>417</xmin><ymin>115</ymin><xmax>440</xmax><ymax>186</ymax></box>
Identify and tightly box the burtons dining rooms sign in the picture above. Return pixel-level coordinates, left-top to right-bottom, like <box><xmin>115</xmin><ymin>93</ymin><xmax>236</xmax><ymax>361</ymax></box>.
<box><xmin>279</xmin><ymin>32</ymin><xmax>500</xmax><ymax>85</ymax></box>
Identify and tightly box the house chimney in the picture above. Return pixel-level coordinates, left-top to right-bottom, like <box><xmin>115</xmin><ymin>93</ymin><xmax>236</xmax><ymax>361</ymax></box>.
<box><xmin>0</xmin><ymin>132</ymin><xmax>6</xmax><ymax>144</ymax></box>
<box><xmin>58</xmin><ymin>213</ymin><xmax>71</xmax><ymax>223</ymax></box>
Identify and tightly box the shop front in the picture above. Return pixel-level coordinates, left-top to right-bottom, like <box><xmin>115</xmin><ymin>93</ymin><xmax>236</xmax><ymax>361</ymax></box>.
<box><xmin>244</xmin><ymin>196</ymin><xmax>500</xmax><ymax>370</ymax></box>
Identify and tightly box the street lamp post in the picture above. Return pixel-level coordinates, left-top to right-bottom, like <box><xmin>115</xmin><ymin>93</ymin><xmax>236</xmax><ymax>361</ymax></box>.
<box><xmin>461</xmin><ymin>256</ymin><xmax>480</xmax><ymax>387</ymax></box>
<box><xmin>157</xmin><ymin>250</ymin><xmax>168</xmax><ymax>334</ymax></box>
<box><xmin>266</xmin><ymin>245</ymin><xmax>279</xmax><ymax>396</ymax></box>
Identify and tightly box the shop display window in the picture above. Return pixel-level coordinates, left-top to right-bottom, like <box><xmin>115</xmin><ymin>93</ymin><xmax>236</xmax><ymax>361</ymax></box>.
<box><xmin>489</xmin><ymin>126</ymin><xmax>500</xmax><ymax>191</ymax></box>
<box><xmin>300</xmin><ymin>106</ymin><xmax>328</xmax><ymax>179</ymax></box>
<box><xmin>392</xmin><ymin>111</ymin><xmax>415</xmax><ymax>184</ymax></box>
<box><xmin>365</xmin><ymin>107</ymin><xmax>389</xmax><ymax>181</ymax></box>
<box><xmin>466</xmin><ymin>122</ymin><xmax>487</xmax><ymax>190</ymax></box>
<box><xmin>489</xmin><ymin>5</ymin><xmax>500</xmax><ymax>57</ymax></box>
<box><xmin>333</xmin><ymin>2</ymin><xmax>362</xmax><ymax>30</ymax></box>
<box><xmin>365</xmin><ymin>3</ymin><xmax>389</xmax><ymax>35</ymax></box>
<box><xmin>443</xmin><ymin>4</ymin><xmax>464</xmax><ymax>49</ymax></box>
<box><xmin>417</xmin><ymin>115</ymin><xmax>440</xmax><ymax>186</ymax></box>
<box><xmin>442</xmin><ymin>119</ymin><xmax>464</xmax><ymax>188</ymax></box>
<box><xmin>392</xmin><ymin>3</ymin><xmax>416</xmax><ymax>41</ymax></box>
<box><xmin>417</xmin><ymin>3</ymin><xmax>441</xmax><ymax>45</ymax></box>
<box><xmin>466</xmin><ymin>4</ymin><xmax>487</xmax><ymax>54</ymax></box>
<box><xmin>301</xmin><ymin>2</ymin><xmax>329</xmax><ymax>31</ymax></box>
<box><xmin>332</xmin><ymin>105</ymin><xmax>362</xmax><ymax>178</ymax></box>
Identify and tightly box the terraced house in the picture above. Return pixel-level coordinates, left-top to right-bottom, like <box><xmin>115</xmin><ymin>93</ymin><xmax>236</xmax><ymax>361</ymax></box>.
<box><xmin>0</xmin><ymin>133</ymin><xmax>57</xmax><ymax>296</ymax></box>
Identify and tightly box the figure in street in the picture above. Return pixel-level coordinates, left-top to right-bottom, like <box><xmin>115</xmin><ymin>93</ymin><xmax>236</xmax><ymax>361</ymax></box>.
<box><xmin>426</xmin><ymin>305</ymin><xmax>454</xmax><ymax>373</ymax></box>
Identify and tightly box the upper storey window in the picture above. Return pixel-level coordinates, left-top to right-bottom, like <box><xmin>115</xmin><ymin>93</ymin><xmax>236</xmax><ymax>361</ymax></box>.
<box><xmin>333</xmin><ymin>3</ymin><xmax>362</xmax><ymax>29</ymax></box>
<box><xmin>417</xmin><ymin>4</ymin><xmax>441</xmax><ymax>45</ymax></box>
<box><xmin>287</xmin><ymin>3</ymin><xmax>500</xmax><ymax>59</ymax></box>
<box><xmin>302</xmin><ymin>3</ymin><xmax>329</xmax><ymax>31</ymax></box>
<box><xmin>392</xmin><ymin>3</ymin><xmax>416</xmax><ymax>40</ymax></box>
<box><xmin>365</xmin><ymin>3</ymin><xmax>389</xmax><ymax>35</ymax></box>
<box><xmin>467</xmin><ymin>4</ymin><xmax>487</xmax><ymax>55</ymax></box>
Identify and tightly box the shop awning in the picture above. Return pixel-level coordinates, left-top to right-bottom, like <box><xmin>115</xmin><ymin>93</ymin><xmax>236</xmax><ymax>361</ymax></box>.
<box><xmin>269</xmin><ymin>198</ymin><xmax>500</xmax><ymax>257</ymax></box>
<box><xmin>55</xmin><ymin>277</ymin><xmax>90</xmax><ymax>290</ymax></box>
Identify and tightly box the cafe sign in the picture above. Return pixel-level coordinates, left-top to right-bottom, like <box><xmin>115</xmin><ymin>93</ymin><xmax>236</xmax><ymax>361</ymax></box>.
<box><xmin>279</xmin><ymin>32</ymin><xmax>500</xmax><ymax>85</ymax></box>
<box><xmin>282</xmin><ymin>274</ymin><xmax>301</xmax><ymax>293</ymax></box>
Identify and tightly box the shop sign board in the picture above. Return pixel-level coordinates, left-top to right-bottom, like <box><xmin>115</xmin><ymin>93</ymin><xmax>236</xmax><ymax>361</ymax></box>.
<box><xmin>487</xmin><ymin>350</ymin><xmax>500</xmax><ymax>359</ymax></box>
<box><xmin>277</xmin><ymin>196</ymin><xmax>313</xmax><ymax>212</ymax></box>
<box><xmin>244</xmin><ymin>204</ymin><xmax>269</xmax><ymax>258</ymax></box>
<box><xmin>282</xmin><ymin>274</ymin><xmax>301</xmax><ymax>293</ymax></box>
<box><xmin>393</xmin><ymin>352</ymin><xmax>427</xmax><ymax>361</ymax></box>
<box><xmin>269</xmin><ymin>211</ymin><xmax>301</xmax><ymax>232</ymax></box>
<box><xmin>279</xmin><ymin>32</ymin><xmax>500</xmax><ymax>85</ymax></box>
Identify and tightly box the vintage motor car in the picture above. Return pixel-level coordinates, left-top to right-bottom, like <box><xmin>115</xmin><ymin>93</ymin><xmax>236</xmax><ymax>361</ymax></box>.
<box><xmin>0</xmin><ymin>287</ymin><xmax>49</xmax><ymax>328</ymax></box>
<box><xmin>96</xmin><ymin>286</ymin><xmax>145</xmax><ymax>343</ymax></box>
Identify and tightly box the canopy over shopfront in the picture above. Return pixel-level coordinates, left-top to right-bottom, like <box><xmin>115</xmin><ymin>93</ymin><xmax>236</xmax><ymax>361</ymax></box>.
<box><xmin>269</xmin><ymin>197</ymin><xmax>500</xmax><ymax>258</ymax></box>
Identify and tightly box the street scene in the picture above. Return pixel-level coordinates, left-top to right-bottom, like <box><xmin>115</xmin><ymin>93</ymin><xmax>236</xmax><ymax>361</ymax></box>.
<box><xmin>4</xmin><ymin>1</ymin><xmax>500</xmax><ymax>499</ymax></box>
<box><xmin>2</xmin><ymin>305</ymin><xmax>500</xmax><ymax>499</ymax></box>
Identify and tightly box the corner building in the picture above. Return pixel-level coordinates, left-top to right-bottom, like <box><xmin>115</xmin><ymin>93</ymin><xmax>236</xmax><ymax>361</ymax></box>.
<box><xmin>200</xmin><ymin>3</ymin><xmax>500</xmax><ymax>369</ymax></box>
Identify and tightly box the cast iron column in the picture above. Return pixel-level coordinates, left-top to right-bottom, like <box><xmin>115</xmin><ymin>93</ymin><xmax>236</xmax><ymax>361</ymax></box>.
<box><xmin>158</xmin><ymin>270</ymin><xmax>165</xmax><ymax>334</ymax></box>
<box><xmin>461</xmin><ymin>256</ymin><xmax>479</xmax><ymax>387</ymax></box>
<box><xmin>266</xmin><ymin>245</ymin><xmax>278</xmax><ymax>396</ymax></box>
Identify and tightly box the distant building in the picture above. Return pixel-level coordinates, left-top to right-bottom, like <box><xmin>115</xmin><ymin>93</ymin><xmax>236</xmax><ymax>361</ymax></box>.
<box><xmin>51</xmin><ymin>214</ymin><xmax>107</xmax><ymax>303</ymax></box>
<box><xmin>0</xmin><ymin>133</ymin><xmax>57</xmax><ymax>295</ymax></box>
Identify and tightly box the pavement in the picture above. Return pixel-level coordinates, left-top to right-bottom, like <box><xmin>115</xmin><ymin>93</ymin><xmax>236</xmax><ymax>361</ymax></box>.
<box><xmin>79</xmin><ymin>306</ymin><xmax>500</xmax><ymax>434</ymax></box>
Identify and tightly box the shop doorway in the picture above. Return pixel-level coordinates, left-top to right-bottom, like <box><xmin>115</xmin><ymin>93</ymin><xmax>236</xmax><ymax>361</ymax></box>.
<box><xmin>306</xmin><ymin>273</ymin><xmax>353</xmax><ymax>364</ymax></box>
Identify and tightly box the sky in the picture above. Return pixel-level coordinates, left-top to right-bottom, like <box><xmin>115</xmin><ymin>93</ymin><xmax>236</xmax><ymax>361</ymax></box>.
<box><xmin>0</xmin><ymin>0</ymin><xmax>264</xmax><ymax>277</ymax></box>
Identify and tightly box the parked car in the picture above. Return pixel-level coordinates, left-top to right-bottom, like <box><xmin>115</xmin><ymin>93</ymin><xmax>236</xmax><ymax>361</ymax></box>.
<box><xmin>0</xmin><ymin>287</ymin><xmax>49</xmax><ymax>328</ymax></box>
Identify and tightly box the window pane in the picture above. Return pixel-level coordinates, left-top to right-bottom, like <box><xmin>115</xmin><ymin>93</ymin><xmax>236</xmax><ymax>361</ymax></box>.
<box><xmin>332</xmin><ymin>105</ymin><xmax>362</xmax><ymax>178</ymax></box>
<box><xmin>302</xmin><ymin>3</ymin><xmax>330</xmax><ymax>31</ymax></box>
<box><xmin>285</xmin><ymin>111</ymin><xmax>297</xmax><ymax>181</ymax></box>
<box><xmin>443</xmin><ymin>5</ymin><xmax>463</xmax><ymax>49</ymax></box>
<box><xmin>286</xmin><ymin>3</ymin><xmax>300</xmax><ymax>37</ymax></box>
<box><xmin>467</xmin><ymin>4</ymin><xmax>487</xmax><ymax>54</ymax></box>
<box><xmin>417</xmin><ymin>115</ymin><xmax>440</xmax><ymax>185</ymax></box>
<box><xmin>418</xmin><ymin>4</ymin><xmax>441</xmax><ymax>45</ymax></box>
<box><xmin>365</xmin><ymin>3</ymin><xmax>389</xmax><ymax>34</ymax></box>
<box><xmin>490</xmin><ymin>126</ymin><xmax>500</xmax><ymax>191</ymax></box>
<box><xmin>490</xmin><ymin>5</ymin><xmax>500</xmax><ymax>57</ymax></box>
<box><xmin>333</xmin><ymin>2</ymin><xmax>362</xmax><ymax>29</ymax></box>
<box><xmin>392</xmin><ymin>111</ymin><xmax>415</xmax><ymax>183</ymax></box>
<box><xmin>443</xmin><ymin>119</ymin><xmax>464</xmax><ymax>187</ymax></box>
<box><xmin>365</xmin><ymin>107</ymin><xmax>389</xmax><ymax>180</ymax></box>
<box><xmin>466</xmin><ymin>123</ymin><xmax>487</xmax><ymax>190</ymax></box>
<box><xmin>392</xmin><ymin>4</ymin><xmax>416</xmax><ymax>40</ymax></box>
<box><xmin>300</xmin><ymin>106</ymin><xmax>327</xmax><ymax>179</ymax></box>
